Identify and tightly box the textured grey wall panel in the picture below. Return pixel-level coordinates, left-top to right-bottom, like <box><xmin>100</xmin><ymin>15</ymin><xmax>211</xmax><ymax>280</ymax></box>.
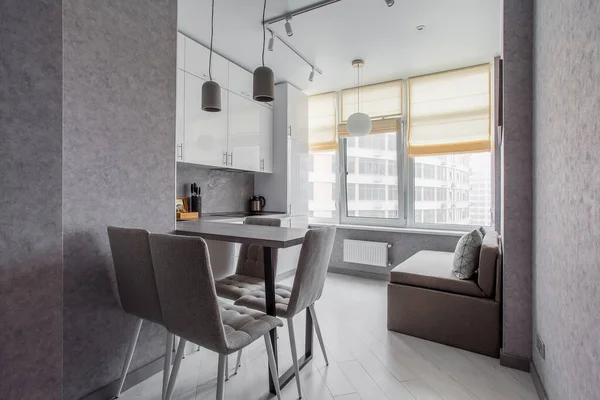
<box><xmin>502</xmin><ymin>0</ymin><xmax>533</xmax><ymax>360</ymax></box>
<box><xmin>329</xmin><ymin>229</ymin><xmax>459</xmax><ymax>276</ymax></box>
<box><xmin>176</xmin><ymin>163</ymin><xmax>254</xmax><ymax>213</ymax></box>
<box><xmin>61</xmin><ymin>1</ymin><xmax>176</xmax><ymax>399</ymax></box>
<box><xmin>533</xmin><ymin>1</ymin><xmax>600</xmax><ymax>398</ymax></box>
<box><xmin>0</xmin><ymin>1</ymin><xmax>63</xmax><ymax>399</ymax></box>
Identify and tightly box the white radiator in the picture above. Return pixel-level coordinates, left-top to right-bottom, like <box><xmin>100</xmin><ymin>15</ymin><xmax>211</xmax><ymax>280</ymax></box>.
<box><xmin>343</xmin><ymin>239</ymin><xmax>390</xmax><ymax>267</ymax></box>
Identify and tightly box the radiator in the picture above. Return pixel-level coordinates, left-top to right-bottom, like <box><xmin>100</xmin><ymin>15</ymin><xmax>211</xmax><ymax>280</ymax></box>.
<box><xmin>343</xmin><ymin>239</ymin><xmax>391</xmax><ymax>267</ymax></box>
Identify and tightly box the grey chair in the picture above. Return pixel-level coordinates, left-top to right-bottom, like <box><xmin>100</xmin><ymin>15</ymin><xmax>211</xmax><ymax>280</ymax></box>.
<box><xmin>234</xmin><ymin>226</ymin><xmax>336</xmax><ymax>399</ymax></box>
<box><xmin>148</xmin><ymin>233</ymin><xmax>284</xmax><ymax>400</ymax></box>
<box><xmin>107</xmin><ymin>226</ymin><xmax>174</xmax><ymax>400</ymax></box>
<box><xmin>214</xmin><ymin>216</ymin><xmax>282</xmax><ymax>301</ymax></box>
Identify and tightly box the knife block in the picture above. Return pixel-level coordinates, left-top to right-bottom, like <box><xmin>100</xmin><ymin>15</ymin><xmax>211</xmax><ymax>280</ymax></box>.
<box><xmin>190</xmin><ymin>195</ymin><xmax>202</xmax><ymax>215</ymax></box>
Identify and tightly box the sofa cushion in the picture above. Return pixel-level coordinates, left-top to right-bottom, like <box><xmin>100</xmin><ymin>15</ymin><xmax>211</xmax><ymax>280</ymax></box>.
<box><xmin>390</xmin><ymin>251</ymin><xmax>485</xmax><ymax>298</ymax></box>
<box><xmin>452</xmin><ymin>229</ymin><xmax>483</xmax><ymax>279</ymax></box>
<box><xmin>478</xmin><ymin>230</ymin><xmax>499</xmax><ymax>297</ymax></box>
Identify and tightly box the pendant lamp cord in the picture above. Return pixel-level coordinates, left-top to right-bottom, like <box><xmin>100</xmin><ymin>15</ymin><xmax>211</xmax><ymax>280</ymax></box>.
<box><xmin>209</xmin><ymin>0</ymin><xmax>215</xmax><ymax>81</ymax></box>
<box><xmin>262</xmin><ymin>0</ymin><xmax>267</xmax><ymax>66</ymax></box>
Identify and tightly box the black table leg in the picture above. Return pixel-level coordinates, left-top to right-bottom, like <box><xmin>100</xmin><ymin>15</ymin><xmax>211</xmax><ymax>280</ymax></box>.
<box><xmin>263</xmin><ymin>247</ymin><xmax>278</xmax><ymax>394</ymax></box>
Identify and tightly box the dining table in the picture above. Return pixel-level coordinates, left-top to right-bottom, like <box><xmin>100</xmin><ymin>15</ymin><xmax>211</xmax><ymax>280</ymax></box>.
<box><xmin>175</xmin><ymin>220</ymin><xmax>310</xmax><ymax>395</ymax></box>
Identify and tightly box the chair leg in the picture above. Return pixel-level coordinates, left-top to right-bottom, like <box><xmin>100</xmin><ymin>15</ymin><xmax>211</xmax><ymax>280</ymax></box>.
<box><xmin>162</xmin><ymin>332</ymin><xmax>174</xmax><ymax>400</ymax></box>
<box><xmin>308</xmin><ymin>305</ymin><xmax>329</xmax><ymax>365</ymax></box>
<box><xmin>164</xmin><ymin>339</ymin><xmax>187</xmax><ymax>400</ymax></box>
<box><xmin>234</xmin><ymin>349</ymin><xmax>243</xmax><ymax>375</ymax></box>
<box><xmin>217</xmin><ymin>354</ymin><xmax>226</xmax><ymax>400</ymax></box>
<box><xmin>115</xmin><ymin>318</ymin><xmax>143</xmax><ymax>398</ymax></box>
<box><xmin>225</xmin><ymin>355</ymin><xmax>229</xmax><ymax>381</ymax></box>
<box><xmin>264</xmin><ymin>334</ymin><xmax>282</xmax><ymax>400</ymax></box>
<box><xmin>287</xmin><ymin>319</ymin><xmax>302</xmax><ymax>399</ymax></box>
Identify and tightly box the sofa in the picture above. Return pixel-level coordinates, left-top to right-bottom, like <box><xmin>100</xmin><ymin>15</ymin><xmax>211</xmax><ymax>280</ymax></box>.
<box><xmin>387</xmin><ymin>230</ymin><xmax>502</xmax><ymax>357</ymax></box>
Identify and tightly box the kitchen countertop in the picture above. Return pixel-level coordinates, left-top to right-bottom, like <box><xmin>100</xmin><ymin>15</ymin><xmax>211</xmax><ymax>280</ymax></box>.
<box><xmin>178</xmin><ymin>211</ymin><xmax>288</xmax><ymax>223</ymax></box>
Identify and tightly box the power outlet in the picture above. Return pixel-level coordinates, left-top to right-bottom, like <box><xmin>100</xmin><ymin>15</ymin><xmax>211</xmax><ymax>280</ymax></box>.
<box><xmin>536</xmin><ymin>333</ymin><xmax>546</xmax><ymax>360</ymax></box>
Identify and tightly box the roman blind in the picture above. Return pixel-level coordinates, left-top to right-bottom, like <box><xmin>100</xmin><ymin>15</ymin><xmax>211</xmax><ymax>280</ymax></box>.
<box><xmin>408</xmin><ymin>64</ymin><xmax>491</xmax><ymax>156</ymax></box>
<box><xmin>341</xmin><ymin>80</ymin><xmax>403</xmax><ymax>122</ymax></box>
<box><xmin>308</xmin><ymin>92</ymin><xmax>338</xmax><ymax>152</ymax></box>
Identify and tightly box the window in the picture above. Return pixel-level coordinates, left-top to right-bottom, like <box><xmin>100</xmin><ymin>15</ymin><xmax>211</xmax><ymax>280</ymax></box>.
<box><xmin>308</xmin><ymin>151</ymin><xmax>337</xmax><ymax>220</ymax></box>
<box><xmin>343</xmin><ymin>131</ymin><xmax>400</xmax><ymax>222</ymax></box>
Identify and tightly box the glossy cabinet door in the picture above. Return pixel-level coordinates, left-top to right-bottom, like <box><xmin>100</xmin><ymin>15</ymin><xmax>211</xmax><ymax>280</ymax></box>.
<box><xmin>287</xmin><ymin>85</ymin><xmax>309</xmax><ymax>143</ymax></box>
<box><xmin>228</xmin><ymin>62</ymin><xmax>253</xmax><ymax>100</ymax></box>
<box><xmin>184</xmin><ymin>72</ymin><xmax>228</xmax><ymax>167</ymax></box>
<box><xmin>176</xmin><ymin>69</ymin><xmax>184</xmax><ymax>161</ymax></box>
<box><xmin>185</xmin><ymin>37</ymin><xmax>228</xmax><ymax>89</ymax></box>
<box><xmin>228</xmin><ymin>92</ymin><xmax>261</xmax><ymax>171</ymax></box>
<box><xmin>177</xmin><ymin>32</ymin><xmax>185</xmax><ymax>69</ymax></box>
<box><xmin>290</xmin><ymin>138</ymin><xmax>309</xmax><ymax>216</ymax></box>
<box><xmin>259</xmin><ymin>105</ymin><xmax>273</xmax><ymax>173</ymax></box>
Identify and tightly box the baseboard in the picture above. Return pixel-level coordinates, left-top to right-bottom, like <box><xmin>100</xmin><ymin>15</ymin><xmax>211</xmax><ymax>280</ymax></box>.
<box><xmin>499</xmin><ymin>350</ymin><xmax>530</xmax><ymax>372</ymax></box>
<box><xmin>80</xmin><ymin>356</ymin><xmax>165</xmax><ymax>400</ymax></box>
<box><xmin>276</xmin><ymin>268</ymin><xmax>296</xmax><ymax>281</ymax></box>
<box><xmin>530</xmin><ymin>361</ymin><xmax>549</xmax><ymax>400</ymax></box>
<box><xmin>328</xmin><ymin>266</ymin><xmax>389</xmax><ymax>281</ymax></box>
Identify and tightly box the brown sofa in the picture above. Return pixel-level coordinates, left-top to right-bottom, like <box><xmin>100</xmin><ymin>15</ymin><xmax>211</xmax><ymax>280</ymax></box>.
<box><xmin>387</xmin><ymin>231</ymin><xmax>502</xmax><ymax>357</ymax></box>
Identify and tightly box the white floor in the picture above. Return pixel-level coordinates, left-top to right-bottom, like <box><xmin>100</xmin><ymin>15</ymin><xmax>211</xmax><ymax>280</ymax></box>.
<box><xmin>120</xmin><ymin>274</ymin><xmax>538</xmax><ymax>400</ymax></box>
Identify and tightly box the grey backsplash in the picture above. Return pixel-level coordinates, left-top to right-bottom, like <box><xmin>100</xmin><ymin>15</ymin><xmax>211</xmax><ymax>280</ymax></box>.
<box><xmin>177</xmin><ymin>162</ymin><xmax>255</xmax><ymax>213</ymax></box>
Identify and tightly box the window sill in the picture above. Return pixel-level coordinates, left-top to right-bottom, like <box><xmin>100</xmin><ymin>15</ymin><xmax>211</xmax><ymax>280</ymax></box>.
<box><xmin>308</xmin><ymin>221</ymin><xmax>465</xmax><ymax>237</ymax></box>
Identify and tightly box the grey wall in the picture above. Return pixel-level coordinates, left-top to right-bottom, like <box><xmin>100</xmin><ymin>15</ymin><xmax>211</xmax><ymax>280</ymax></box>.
<box><xmin>501</xmin><ymin>0</ymin><xmax>533</xmax><ymax>361</ymax></box>
<box><xmin>0</xmin><ymin>1</ymin><xmax>63</xmax><ymax>399</ymax></box>
<box><xmin>328</xmin><ymin>228</ymin><xmax>459</xmax><ymax>277</ymax></box>
<box><xmin>176</xmin><ymin>162</ymin><xmax>254</xmax><ymax>213</ymax></box>
<box><xmin>62</xmin><ymin>1</ymin><xmax>176</xmax><ymax>399</ymax></box>
<box><xmin>532</xmin><ymin>1</ymin><xmax>600</xmax><ymax>398</ymax></box>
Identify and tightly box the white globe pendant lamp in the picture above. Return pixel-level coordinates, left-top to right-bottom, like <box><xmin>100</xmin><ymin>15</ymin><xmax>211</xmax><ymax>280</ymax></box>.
<box><xmin>347</xmin><ymin>59</ymin><xmax>372</xmax><ymax>137</ymax></box>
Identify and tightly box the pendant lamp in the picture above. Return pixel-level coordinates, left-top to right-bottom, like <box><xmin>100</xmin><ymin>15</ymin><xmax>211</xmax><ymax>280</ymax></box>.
<box><xmin>202</xmin><ymin>0</ymin><xmax>221</xmax><ymax>112</ymax></box>
<box><xmin>346</xmin><ymin>59</ymin><xmax>372</xmax><ymax>136</ymax></box>
<box><xmin>253</xmin><ymin>0</ymin><xmax>275</xmax><ymax>102</ymax></box>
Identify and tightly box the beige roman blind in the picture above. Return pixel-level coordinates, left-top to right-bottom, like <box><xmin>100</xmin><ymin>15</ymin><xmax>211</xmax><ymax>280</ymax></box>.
<box><xmin>341</xmin><ymin>80</ymin><xmax>403</xmax><ymax>122</ymax></box>
<box><xmin>408</xmin><ymin>64</ymin><xmax>491</xmax><ymax>156</ymax></box>
<box><xmin>309</xmin><ymin>92</ymin><xmax>338</xmax><ymax>152</ymax></box>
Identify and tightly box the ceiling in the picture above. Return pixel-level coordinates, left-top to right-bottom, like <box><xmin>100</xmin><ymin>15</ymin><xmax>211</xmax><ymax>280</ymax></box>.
<box><xmin>178</xmin><ymin>0</ymin><xmax>502</xmax><ymax>95</ymax></box>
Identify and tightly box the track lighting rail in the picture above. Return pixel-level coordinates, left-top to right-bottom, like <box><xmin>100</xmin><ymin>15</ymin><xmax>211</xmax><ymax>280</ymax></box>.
<box><xmin>266</xmin><ymin>27</ymin><xmax>323</xmax><ymax>75</ymax></box>
<box><xmin>263</xmin><ymin>0</ymin><xmax>343</xmax><ymax>26</ymax></box>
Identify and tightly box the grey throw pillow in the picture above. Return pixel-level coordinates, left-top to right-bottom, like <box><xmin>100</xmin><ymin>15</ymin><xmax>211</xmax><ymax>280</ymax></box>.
<box><xmin>452</xmin><ymin>229</ymin><xmax>483</xmax><ymax>279</ymax></box>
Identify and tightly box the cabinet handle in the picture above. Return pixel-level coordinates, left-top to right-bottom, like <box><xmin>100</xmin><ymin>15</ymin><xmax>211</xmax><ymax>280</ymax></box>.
<box><xmin>228</xmin><ymin>153</ymin><xmax>233</xmax><ymax>166</ymax></box>
<box><xmin>288</xmin><ymin>125</ymin><xmax>292</xmax><ymax>137</ymax></box>
<box><xmin>177</xmin><ymin>144</ymin><xmax>183</xmax><ymax>159</ymax></box>
<box><xmin>288</xmin><ymin>204</ymin><xmax>292</xmax><ymax>214</ymax></box>
<box><xmin>260</xmin><ymin>159</ymin><xmax>264</xmax><ymax>170</ymax></box>
<box><xmin>223</xmin><ymin>152</ymin><xmax>228</xmax><ymax>165</ymax></box>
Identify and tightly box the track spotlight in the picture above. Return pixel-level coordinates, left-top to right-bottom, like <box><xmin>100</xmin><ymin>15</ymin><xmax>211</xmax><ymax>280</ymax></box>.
<box><xmin>385</xmin><ymin>0</ymin><xmax>394</xmax><ymax>6</ymax></box>
<box><xmin>285</xmin><ymin>16</ymin><xmax>293</xmax><ymax>37</ymax></box>
<box><xmin>268</xmin><ymin>32</ymin><xmax>275</xmax><ymax>51</ymax></box>
<box><xmin>309</xmin><ymin>67</ymin><xmax>315</xmax><ymax>82</ymax></box>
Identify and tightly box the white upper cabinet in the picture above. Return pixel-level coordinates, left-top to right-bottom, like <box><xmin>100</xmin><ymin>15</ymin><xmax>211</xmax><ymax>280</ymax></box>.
<box><xmin>177</xmin><ymin>32</ymin><xmax>185</xmax><ymax>69</ymax></box>
<box><xmin>176</xmin><ymin>69</ymin><xmax>184</xmax><ymax>161</ymax></box>
<box><xmin>228</xmin><ymin>62</ymin><xmax>254</xmax><ymax>100</ymax></box>
<box><xmin>185</xmin><ymin>37</ymin><xmax>228</xmax><ymax>89</ymax></box>
<box><xmin>228</xmin><ymin>92</ymin><xmax>261</xmax><ymax>172</ymax></box>
<box><xmin>184</xmin><ymin>72</ymin><xmax>229</xmax><ymax>167</ymax></box>
<box><xmin>288</xmin><ymin>85</ymin><xmax>309</xmax><ymax>143</ymax></box>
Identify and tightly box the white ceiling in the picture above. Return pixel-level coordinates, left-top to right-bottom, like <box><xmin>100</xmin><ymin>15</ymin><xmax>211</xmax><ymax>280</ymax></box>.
<box><xmin>178</xmin><ymin>0</ymin><xmax>501</xmax><ymax>95</ymax></box>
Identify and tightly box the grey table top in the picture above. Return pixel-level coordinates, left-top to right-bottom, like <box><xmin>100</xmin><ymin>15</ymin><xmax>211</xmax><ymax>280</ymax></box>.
<box><xmin>175</xmin><ymin>220</ymin><xmax>307</xmax><ymax>248</ymax></box>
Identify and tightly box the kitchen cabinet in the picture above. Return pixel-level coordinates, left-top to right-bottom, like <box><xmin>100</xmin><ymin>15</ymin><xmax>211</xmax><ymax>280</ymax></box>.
<box><xmin>228</xmin><ymin>62</ymin><xmax>254</xmax><ymax>101</ymax></box>
<box><xmin>228</xmin><ymin>92</ymin><xmax>261</xmax><ymax>171</ymax></box>
<box><xmin>183</xmin><ymin>71</ymin><xmax>229</xmax><ymax>167</ymax></box>
<box><xmin>176</xmin><ymin>69</ymin><xmax>184</xmax><ymax>161</ymax></box>
<box><xmin>255</xmin><ymin>83</ymin><xmax>309</xmax><ymax>219</ymax></box>
<box><xmin>177</xmin><ymin>32</ymin><xmax>185</xmax><ymax>69</ymax></box>
<box><xmin>259</xmin><ymin>105</ymin><xmax>274</xmax><ymax>173</ymax></box>
<box><xmin>185</xmin><ymin>37</ymin><xmax>229</xmax><ymax>89</ymax></box>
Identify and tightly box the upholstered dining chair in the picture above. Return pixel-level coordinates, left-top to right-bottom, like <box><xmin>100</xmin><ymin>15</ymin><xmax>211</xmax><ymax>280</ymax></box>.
<box><xmin>107</xmin><ymin>226</ymin><xmax>173</xmax><ymax>400</ymax></box>
<box><xmin>233</xmin><ymin>226</ymin><xmax>336</xmax><ymax>399</ymax></box>
<box><xmin>214</xmin><ymin>216</ymin><xmax>282</xmax><ymax>301</ymax></box>
<box><xmin>148</xmin><ymin>233</ymin><xmax>283</xmax><ymax>400</ymax></box>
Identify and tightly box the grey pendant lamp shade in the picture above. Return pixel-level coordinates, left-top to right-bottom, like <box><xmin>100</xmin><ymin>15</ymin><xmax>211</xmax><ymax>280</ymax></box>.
<box><xmin>253</xmin><ymin>0</ymin><xmax>275</xmax><ymax>103</ymax></box>
<box><xmin>202</xmin><ymin>0</ymin><xmax>221</xmax><ymax>112</ymax></box>
<box><xmin>202</xmin><ymin>80</ymin><xmax>221</xmax><ymax>112</ymax></box>
<box><xmin>253</xmin><ymin>66</ymin><xmax>274</xmax><ymax>102</ymax></box>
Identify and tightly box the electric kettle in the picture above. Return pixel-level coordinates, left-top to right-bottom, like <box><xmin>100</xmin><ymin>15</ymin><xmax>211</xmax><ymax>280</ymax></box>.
<box><xmin>249</xmin><ymin>195</ymin><xmax>266</xmax><ymax>213</ymax></box>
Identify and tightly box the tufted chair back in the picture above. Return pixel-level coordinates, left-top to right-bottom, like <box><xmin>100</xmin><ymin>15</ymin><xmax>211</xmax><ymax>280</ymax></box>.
<box><xmin>149</xmin><ymin>233</ymin><xmax>230</xmax><ymax>354</ymax></box>
<box><xmin>107</xmin><ymin>226</ymin><xmax>163</xmax><ymax>325</ymax></box>
<box><xmin>235</xmin><ymin>217</ymin><xmax>282</xmax><ymax>278</ymax></box>
<box><xmin>286</xmin><ymin>226</ymin><xmax>336</xmax><ymax>317</ymax></box>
